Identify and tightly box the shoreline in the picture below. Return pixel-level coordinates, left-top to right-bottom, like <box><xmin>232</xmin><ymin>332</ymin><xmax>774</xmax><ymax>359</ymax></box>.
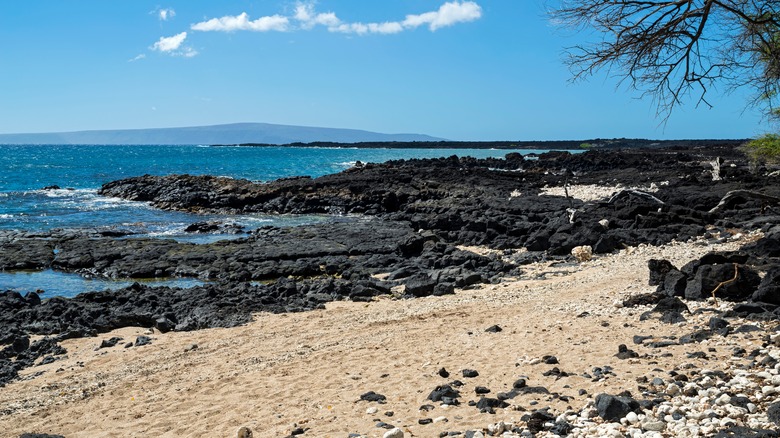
<box><xmin>2</xmin><ymin>236</ymin><xmax>777</xmax><ymax>437</ymax></box>
<box><xmin>209</xmin><ymin>139</ymin><xmax>748</xmax><ymax>150</ymax></box>
<box><xmin>2</xmin><ymin>144</ymin><xmax>780</xmax><ymax>436</ymax></box>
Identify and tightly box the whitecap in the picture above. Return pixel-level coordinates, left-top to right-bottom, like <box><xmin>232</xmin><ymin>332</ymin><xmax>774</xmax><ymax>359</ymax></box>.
<box><xmin>37</xmin><ymin>188</ymin><xmax>96</xmax><ymax>198</ymax></box>
<box><xmin>240</xmin><ymin>217</ymin><xmax>274</xmax><ymax>225</ymax></box>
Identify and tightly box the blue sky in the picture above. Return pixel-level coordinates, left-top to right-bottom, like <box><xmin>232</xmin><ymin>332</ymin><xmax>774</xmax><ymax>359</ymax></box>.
<box><xmin>0</xmin><ymin>1</ymin><xmax>767</xmax><ymax>140</ymax></box>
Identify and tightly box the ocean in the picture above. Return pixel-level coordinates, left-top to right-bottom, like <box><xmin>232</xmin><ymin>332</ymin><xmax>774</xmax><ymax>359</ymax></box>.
<box><xmin>0</xmin><ymin>144</ymin><xmax>562</xmax><ymax>296</ymax></box>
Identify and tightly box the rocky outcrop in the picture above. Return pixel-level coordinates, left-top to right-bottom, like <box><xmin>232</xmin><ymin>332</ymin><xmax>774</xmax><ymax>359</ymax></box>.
<box><xmin>5</xmin><ymin>144</ymin><xmax>780</xmax><ymax>388</ymax></box>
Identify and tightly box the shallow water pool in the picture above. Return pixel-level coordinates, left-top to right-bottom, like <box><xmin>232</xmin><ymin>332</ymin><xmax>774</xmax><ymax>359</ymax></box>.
<box><xmin>0</xmin><ymin>269</ymin><xmax>204</xmax><ymax>299</ymax></box>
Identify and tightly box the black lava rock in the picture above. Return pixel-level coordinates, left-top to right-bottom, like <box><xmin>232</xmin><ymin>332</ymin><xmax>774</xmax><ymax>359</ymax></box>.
<box><xmin>615</xmin><ymin>344</ymin><xmax>639</xmax><ymax>359</ymax></box>
<box><xmin>485</xmin><ymin>325</ymin><xmax>502</xmax><ymax>333</ymax></box>
<box><xmin>428</xmin><ymin>385</ymin><xmax>460</xmax><ymax>404</ymax></box>
<box><xmin>360</xmin><ymin>391</ymin><xmax>387</xmax><ymax>403</ymax></box>
<box><xmin>134</xmin><ymin>336</ymin><xmax>152</xmax><ymax>347</ymax></box>
<box><xmin>768</xmin><ymin>401</ymin><xmax>780</xmax><ymax>425</ymax></box>
<box><xmin>462</xmin><ymin>369</ymin><xmax>479</xmax><ymax>378</ymax></box>
<box><xmin>594</xmin><ymin>393</ymin><xmax>639</xmax><ymax>422</ymax></box>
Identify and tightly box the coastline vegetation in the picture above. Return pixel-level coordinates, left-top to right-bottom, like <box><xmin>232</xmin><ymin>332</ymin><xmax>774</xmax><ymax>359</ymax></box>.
<box><xmin>743</xmin><ymin>133</ymin><xmax>780</xmax><ymax>164</ymax></box>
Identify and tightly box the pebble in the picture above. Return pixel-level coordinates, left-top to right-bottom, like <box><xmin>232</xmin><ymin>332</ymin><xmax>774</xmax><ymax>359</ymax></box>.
<box><xmin>366</xmin><ymin>407</ymin><xmax>378</xmax><ymax>414</ymax></box>
<box><xmin>383</xmin><ymin>428</ymin><xmax>403</xmax><ymax>438</ymax></box>
<box><xmin>236</xmin><ymin>426</ymin><xmax>252</xmax><ymax>438</ymax></box>
<box><xmin>642</xmin><ymin>421</ymin><xmax>666</xmax><ymax>432</ymax></box>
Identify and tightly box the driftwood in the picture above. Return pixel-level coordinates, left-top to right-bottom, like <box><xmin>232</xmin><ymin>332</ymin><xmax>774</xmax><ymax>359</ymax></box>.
<box><xmin>708</xmin><ymin>190</ymin><xmax>780</xmax><ymax>214</ymax></box>
<box><xmin>710</xmin><ymin>157</ymin><xmax>722</xmax><ymax>182</ymax></box>
<box><xmin>710</xmin><ymin>263</ymin><xmax>739</xmax><ymax>306</ymax></box>
<box><xmin>607</xmin><ymin>189</ymin><xmax>665</xmax><ymax>205</ymax></box>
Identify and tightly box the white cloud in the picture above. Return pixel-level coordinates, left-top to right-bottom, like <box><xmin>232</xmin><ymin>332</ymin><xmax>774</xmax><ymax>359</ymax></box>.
<box><xmin>150</xmin><ymin>32</ymin><xmax>198</xmax><ymax>57</ymax></box>
<box><xmin>191</xmin><ymin>12</ymin><xmax>290</xmax><ymax>32</ymax></box>
<box><xmin>178</xmin><ymin>47</ymin><xmax>199</xmax><ymax>58</ymax></box>
<box><xmin>128</xmin><ymin>53</ymin><xmax>146</xmax><ymax>62</ymax></box>
<box><xmin>403</xmin><ymin>1</ymin><xmax>482</xmax><ymax>31</ymax></box>
<box><xmin>330</xmin><ymin>21</ymin><xmax>404</xmax><ymax>35</ymax></box>
<box><xmin>151</xmin><ymin>32</ymin><xmax>187</xmax><ymax>52</ymax></box>
<box><xmin>159</xmin><ymin>8</ymin><xmax>176</xmax><ymax>21</ymax></box>
<box><xmin>369</xmin><ymin>22</ymin><xmax>405</xmax><ymax>34</ymax></box>
<box><xmin>294</xmin><ymin>3</ymin><xmax>340</xmax><ymax>29</ymax></box>
<box><xmin>190</xmin><ymin>1</ymin><xmax>481</xmax><ymax>37</ymax></box>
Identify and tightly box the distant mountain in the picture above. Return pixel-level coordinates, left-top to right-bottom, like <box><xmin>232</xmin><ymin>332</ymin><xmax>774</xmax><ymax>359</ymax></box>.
<box><xmin>0</xmin><ymin>123</ymin><xmax>444</xmax><ymax>145</ymax></box>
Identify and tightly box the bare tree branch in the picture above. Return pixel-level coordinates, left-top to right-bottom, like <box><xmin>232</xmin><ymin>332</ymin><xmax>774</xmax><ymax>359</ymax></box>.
<box><xmin>551</xmin><ymin>0</ymin><xmax>780</xmax><ymax>120</ymax></box>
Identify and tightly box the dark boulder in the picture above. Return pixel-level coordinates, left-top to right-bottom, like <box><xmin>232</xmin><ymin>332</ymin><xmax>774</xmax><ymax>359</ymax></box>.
<box><xmin>595</xmin><ymin>393</ymin><xmax>640</xmax><ymax>422</ymax></box>
<box><xmin>753</xmin><ymin>268</ymin><xmax>780</xmax><ymax>305</ymax></box>
<box><xmin>403</xmin><ymin>275</ymin><xmax>438</xmax><ymax>297</ymax></box>
<box><xmin>648</xmin><ymin>259</ymin><xmax>676</xmax><ymax>286</ymax></box>
<box><xmin>684</xmin><ymin>264</ymin><xmax>760</xmax><ymax>301</ymax></box>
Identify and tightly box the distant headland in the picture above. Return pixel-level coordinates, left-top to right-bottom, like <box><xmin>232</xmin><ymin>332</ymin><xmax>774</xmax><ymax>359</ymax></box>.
<box><xmin>219</xmin><ymin>138</ymin><xmax>748</xmax><ymax>150</ymax></box>
<box><xmin>0</xmin><ymin>122</ymin><xmax>442</xmax><ymax>145</ymax></box>
<box><xmin>0</xmin><ymin>122</ymin><xmax>747</xmax><ymax>148</ymax></box>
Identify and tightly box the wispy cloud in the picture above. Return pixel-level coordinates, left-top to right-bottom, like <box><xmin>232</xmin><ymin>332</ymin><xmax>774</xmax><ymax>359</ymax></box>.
<box><xmin>158</xmin><ymin>8</ymin><xmax>175</xmax><ymax>21</ymax></box>
<box><xmin>189</xmin><ymin>1</ymin><xmax>481</xmax><ymax>35</ymax></box>
<box><xmin>191</xmin><ymin>12</ymin><xmax>290</xmax><ymax>32</ymax></box>
<box><xmin>128</xmin><ymin>53</ymin><xmax>147</xmax><ymax>62</ymax></box>
<box><xmin>150</xmin><ymin>7</ymin><xmax>176</xmax><ymax>21</ymax></box>
<box><xmin>150</xmin><ymin>32</ymin><xmax>198</xmax><ymax>57</ymax></box>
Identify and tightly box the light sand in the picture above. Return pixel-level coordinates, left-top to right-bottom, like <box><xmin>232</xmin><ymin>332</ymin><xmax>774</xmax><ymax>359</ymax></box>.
<box><xmin>0</xmin><ymin>235</ymin><xmax>770</xmax><ymax>437</ymax></box>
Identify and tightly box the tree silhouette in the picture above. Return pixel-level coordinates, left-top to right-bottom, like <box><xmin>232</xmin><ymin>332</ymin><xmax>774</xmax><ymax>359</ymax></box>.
<box><xmin>551</xmin><ymin>0</ymin><xmax>780</xmax><ymax>120</ymax></box>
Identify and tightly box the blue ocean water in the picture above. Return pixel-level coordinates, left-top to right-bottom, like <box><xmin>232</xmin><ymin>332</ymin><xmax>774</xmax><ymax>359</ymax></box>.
<box><xmin>0</xmin><ymin>144</ymin><xmax>567</xmax><ymax>295</ymax></box>
<box><xmin>0</xmin><ymin>145</ymin><xmax>561</xmax><ymax>235</ymax></box>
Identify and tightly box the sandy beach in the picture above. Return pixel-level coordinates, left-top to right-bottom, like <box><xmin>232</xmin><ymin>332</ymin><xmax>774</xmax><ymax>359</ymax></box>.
<box><xmin>2</xmin><ymin>233</ymin><xmax>773</xmax><ymax>437</ymax></box>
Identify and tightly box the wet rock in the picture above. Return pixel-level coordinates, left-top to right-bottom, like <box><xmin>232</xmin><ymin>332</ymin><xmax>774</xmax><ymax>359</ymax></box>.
<box><xmin>183</xmin><ymin>221</ymin><xmax>244</xmax><ymax>234</ymax></box>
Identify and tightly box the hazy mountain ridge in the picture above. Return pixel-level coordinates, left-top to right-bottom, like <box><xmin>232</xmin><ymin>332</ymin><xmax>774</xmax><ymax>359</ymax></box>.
<box><xmin>0</xmin><ymin>123</ymin><xmax>443</xmax><ymax>145</ymax></box>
